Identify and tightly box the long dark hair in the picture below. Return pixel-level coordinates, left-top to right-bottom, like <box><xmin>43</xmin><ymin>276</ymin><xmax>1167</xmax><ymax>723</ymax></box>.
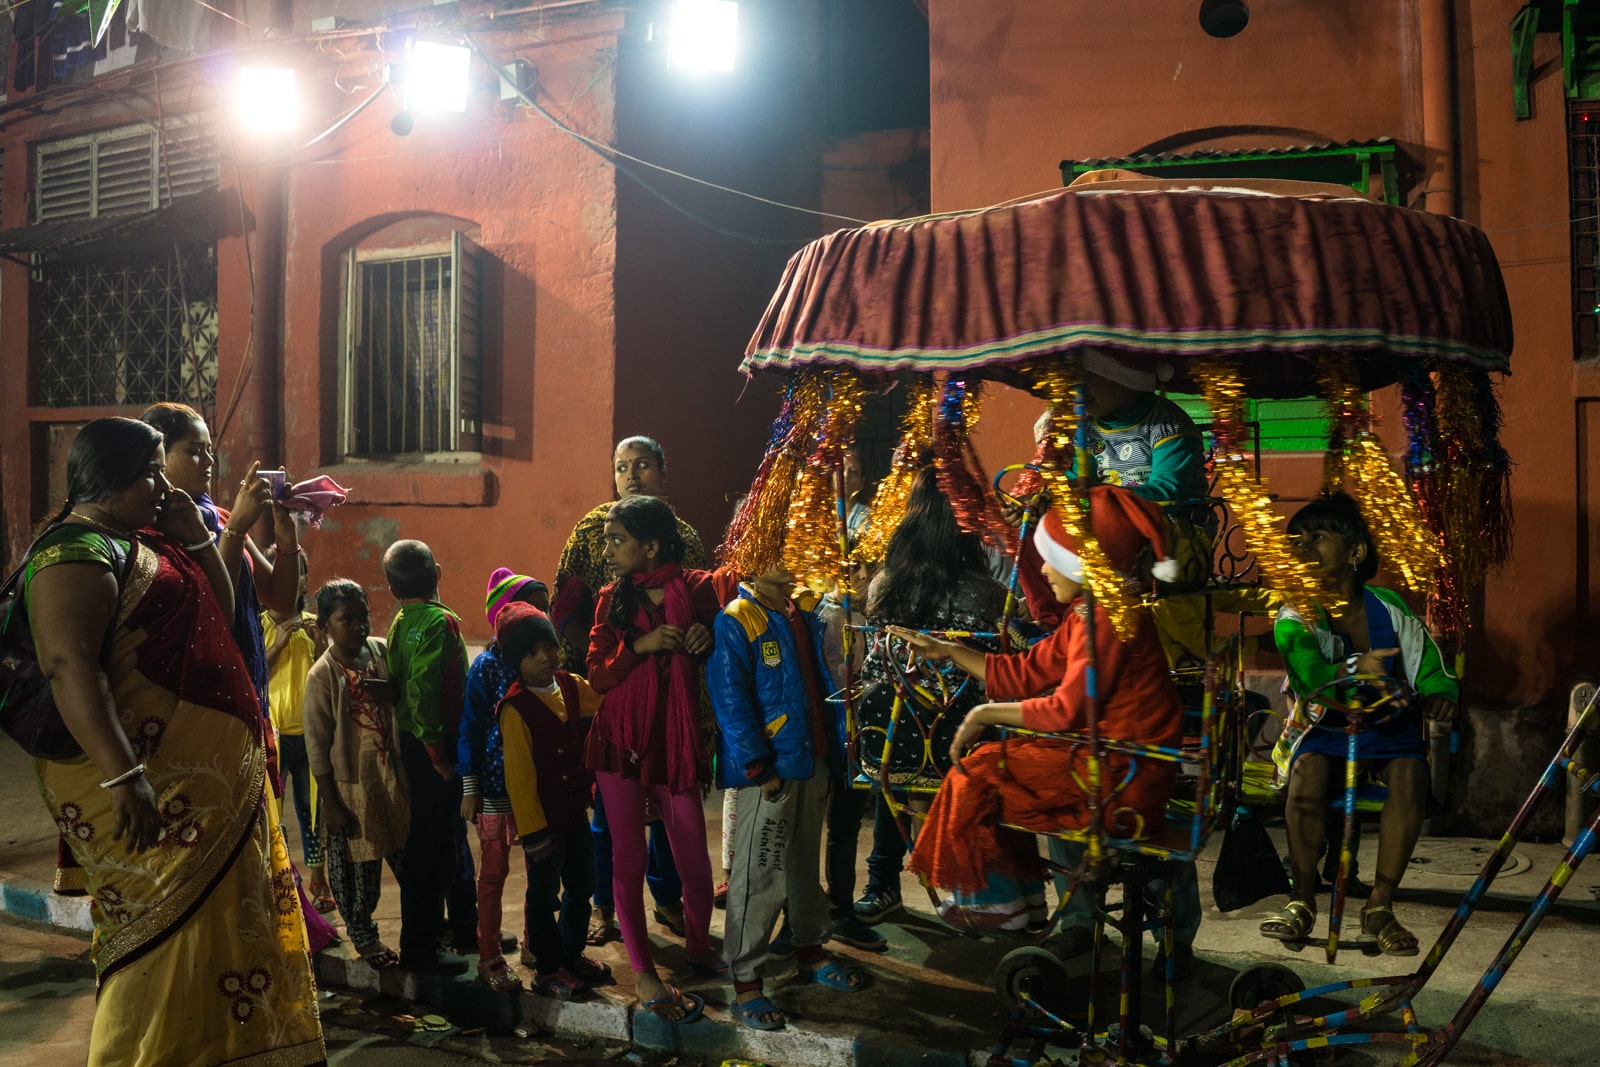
<box><xmin>139</xmin><ymin>402</ymin><xmax>205</xmax><ymax>448</ymax></box>
<box><xmin>39</xmin><ymin>417</ymin><xmax>165</xmax><ymax>532</ymax></box>
<box><xmin>866</xmin><ymin>466</ymin><xmax>994</xmax><ymax>627</ymax></box>
<box><xmin>604</xmin><ymin>495</ymin><xmax>685</xmax><ymax>637</ymax></box>
<box><xmin>1287</xmin><ymin>491</ymin><xmax>1380</xmax><ymax>586</ymax></box>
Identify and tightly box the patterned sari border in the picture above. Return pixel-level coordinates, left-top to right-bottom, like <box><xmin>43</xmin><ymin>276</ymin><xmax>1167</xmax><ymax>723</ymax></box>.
<box><xmin>217</xmin><ymin>1037</ymin><xmax>329</xmax><ymax>1067</ymax></box>
<box><xmin>116</xmin><ymin>538</ymin><xmax>159</xmax><ymax>630</ymax></box>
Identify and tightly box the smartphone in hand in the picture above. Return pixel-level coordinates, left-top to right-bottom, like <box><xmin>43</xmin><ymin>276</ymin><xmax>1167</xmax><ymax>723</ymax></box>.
<box><xmin>259</xmin><ymin>469</ymin><xmax>288</xmax><ymax>499</ymax></box>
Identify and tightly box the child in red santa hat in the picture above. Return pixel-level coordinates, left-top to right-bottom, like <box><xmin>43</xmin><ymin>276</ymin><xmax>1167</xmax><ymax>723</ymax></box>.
<box><xmin>898</xmin><ymin>484</ymin><xmax>1183</xmax><ymax>935</ymax></box>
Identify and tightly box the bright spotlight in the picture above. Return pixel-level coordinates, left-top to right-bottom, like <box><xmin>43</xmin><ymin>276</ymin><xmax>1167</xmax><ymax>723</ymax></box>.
<box><xmin>235</xmin><ymin>67</ymin><xmax>298</xmax><ymax>132</ymax></box>
<box><xmin>408</xmin><ymin>40</ymin><xmax>473</xmax><ymax>114</ymax></box>
<box><xmin>668</xmin><ymin>0</ymin><xmax>738</xmax><ymax>73</ymax></box>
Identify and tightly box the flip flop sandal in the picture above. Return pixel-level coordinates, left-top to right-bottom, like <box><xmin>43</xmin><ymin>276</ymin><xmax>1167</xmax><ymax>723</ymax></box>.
<box><xmin>310</xmin><ymin>888</ymin><xmax>338</xmax><ymax>914</ymax></box>
<box><xmin>534</xmin><ymin>969</ymin><xmax>587</xmax><ymax>999</ymax></box>
<box><xmin>653</xmin><ymin>904</ymin><xmax>687</xmax><ymax>936</ymax></box>
<box><xmin>732</xmin><ymin>993</ymin><xmax>787</xmax><ymax>1031</ymax></box>
<box><xmin>799</xmin><ymin>958</ymin><xmax>869</xmax><ymax>992</ymax></box>
<box><xmin>641</xmin><ymin>985</ymin><xmax>705</xmax><ymax>1024</ymax></box>
<box><xmin>1259</xmin><ymin>900</ymin><xmax>1317</xmax><ymax>942</ymax></box>
<box><xmin>355</xmin><ymin>942</ymin><xmax>401</xmax><ymax>969</ymax></box>
<box><xmin>569</xmin><ymin>956</ymin><xmax>614</xmax><ymax>985</ymax></box>
<box><xmin>1361</xmin><ymin>906</ymin><xmax>1420</xmax><ymax>957</ymax></box>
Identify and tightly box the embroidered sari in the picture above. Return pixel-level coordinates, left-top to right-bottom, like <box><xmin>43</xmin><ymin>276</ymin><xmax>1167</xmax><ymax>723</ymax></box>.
<box><xmin>28</xmin><ymin>528</ymin><xmax>326</xmax><ymax>1067</ymax></box>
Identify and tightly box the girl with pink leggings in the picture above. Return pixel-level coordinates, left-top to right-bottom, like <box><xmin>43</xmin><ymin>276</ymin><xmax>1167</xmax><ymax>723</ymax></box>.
<box><xmin>583</xmin><ymin>495</ymin><xmax>722</xmax><ymax>1022</ymax></box>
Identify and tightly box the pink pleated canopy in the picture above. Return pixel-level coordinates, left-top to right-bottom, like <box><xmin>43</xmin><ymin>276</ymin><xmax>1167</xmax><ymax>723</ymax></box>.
<box><xmin>741</xmin><ymin>176</ymin><xmax>1513</xmax><ymax>395</ymax></box>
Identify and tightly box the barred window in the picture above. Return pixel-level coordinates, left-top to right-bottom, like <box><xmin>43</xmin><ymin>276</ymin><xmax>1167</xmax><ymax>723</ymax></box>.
<box><xmin>339</xmin><ymin>232</ymin><xmax>483</xmax><ymax>458</ymax></box>
<box><xmin>34</xmin><ymin>247</ymin><xmax>218</xmax><ymax>408</ymax></box>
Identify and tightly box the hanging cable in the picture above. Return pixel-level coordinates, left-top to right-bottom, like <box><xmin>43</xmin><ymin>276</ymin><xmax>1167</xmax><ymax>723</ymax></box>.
<box><xmin>461</xmin><ymin>31</ymin><xmax>869</xmax><ymax>227</ymax></box>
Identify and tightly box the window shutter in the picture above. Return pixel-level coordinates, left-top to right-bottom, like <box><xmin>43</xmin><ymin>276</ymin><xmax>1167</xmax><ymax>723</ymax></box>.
<box><xmin>96</xmin><ymin>127</ymin><xmax>159</xmax><ymax>215</ymax></box>
<box><xmin>452</xmin><ymin>231</ymin><xmax>483</xmax><ymax>453</ymax></box>
<box><xmin>35</xmin><ymin>118</ymin><xmax>219</xmax><ymax>223</ymax></box>
<box><xmin>36</xmin><ymin>141</ymin><xmax>94</xmax><ymax>221</ymax></box>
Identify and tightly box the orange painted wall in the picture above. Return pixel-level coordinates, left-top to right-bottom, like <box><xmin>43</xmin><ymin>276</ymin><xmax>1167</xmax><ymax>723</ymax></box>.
<box><xmin>927</xmin><ymin>0</ymin><xmax>1592</xmax><ymax>711</ymax></box>
<box><xmin>273</xmin><ymin>18</ymin><xmax>627</xmax><ymax>641</ymax></box>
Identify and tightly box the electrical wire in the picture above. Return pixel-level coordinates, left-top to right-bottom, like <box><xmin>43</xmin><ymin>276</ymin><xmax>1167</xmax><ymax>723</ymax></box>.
<box><xmin>461</xmin><ymin>31</ymin><xmax>870</xmax><ymax>227</ymax></box>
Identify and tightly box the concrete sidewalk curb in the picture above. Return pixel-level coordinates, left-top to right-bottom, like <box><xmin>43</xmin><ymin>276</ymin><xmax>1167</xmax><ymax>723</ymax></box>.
<box><xmin>1</xmin><ymin>873</ymin><xmax>982</xmax><ymax>1066</ymax></box>
<box><xmin>0</xmin><ymin>871</ymin><xmax>93</xmax><ymax>934</ymax></box>
<box><xmin>319</xmin><ymin>952</ymin><xmax>982</xmax><ymax>1067</ymax></box>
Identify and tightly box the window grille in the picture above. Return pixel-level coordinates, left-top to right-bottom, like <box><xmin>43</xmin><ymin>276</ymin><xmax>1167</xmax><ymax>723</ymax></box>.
<box><xmin>340</xmin><ymin>233</ymin><xmax>483</xmax><ymax>458</ymax></box>
<box><xmin>35</xmin><ymin>118</ymin><xmax>218</xmax><ymax>222</ymax></box>
<box><xmin>1572</xmin><ymin>101</ymin><xmax>1600</xmax><ymax>361</ymax></box>
<box><xmin>34</xmin><ymin>247</ymin><xmax>218</xmax><ymax>408</ymax></box>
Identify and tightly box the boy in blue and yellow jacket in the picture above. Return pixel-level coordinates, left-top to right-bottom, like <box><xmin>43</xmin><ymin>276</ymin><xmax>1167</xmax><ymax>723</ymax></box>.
<box><xmin>707</xmin><ymin>569</ymin><xmax>867</xmax><ymax>1031</ymax></box>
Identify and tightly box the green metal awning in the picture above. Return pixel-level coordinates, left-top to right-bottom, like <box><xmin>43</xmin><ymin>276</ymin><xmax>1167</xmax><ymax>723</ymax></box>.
<box><xmin>0</xmin><ymin>189</ymin><xmax>219</xmax><ymax>268</ymax></box>
<box><xmin>1060</xmin><ymin>138</ymin><xmax>1412</xmax><ymax>205</ymax></box>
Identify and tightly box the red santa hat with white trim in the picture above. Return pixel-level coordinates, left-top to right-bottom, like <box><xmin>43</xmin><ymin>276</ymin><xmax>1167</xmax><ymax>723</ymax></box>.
<box><xmin>1033</xmin><ymin>484</ymin><xmax>1182</xmax><ymax>585</ymax></box>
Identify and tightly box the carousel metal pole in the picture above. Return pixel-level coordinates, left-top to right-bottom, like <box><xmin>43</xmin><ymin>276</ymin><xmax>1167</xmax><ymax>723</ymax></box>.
<box><xmin>1072</xmin><ymin>381</ymin><xmax>1106</xmax><ymax>867</ymax></box>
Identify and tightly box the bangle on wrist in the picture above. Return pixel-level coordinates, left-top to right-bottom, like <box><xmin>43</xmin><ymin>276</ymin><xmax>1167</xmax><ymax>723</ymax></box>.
<box><xmin>221</xmin><ymin>527</ymin><xmax>246</xmax><ymax>542</ymax></box>
<box><xmin>1344</xmin><ymin>653</ymin><xmax>1361</xmax><ymax>678</ymax></box>
<box><xmin>100</xmin><ymin>762</ymin><xmax>146</xmax><ymax>789</ymax></box>
<box><xmin>182</xmin><ymin>536</ymin><xmax>215</xmax><ymax>553</ymax></box>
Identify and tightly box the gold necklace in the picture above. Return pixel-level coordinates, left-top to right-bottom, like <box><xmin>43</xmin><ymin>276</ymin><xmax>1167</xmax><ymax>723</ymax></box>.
<box><xmin>67</xmin><ymin>510</ymin><xmax>132</xmax><ymax>537</ymax></box>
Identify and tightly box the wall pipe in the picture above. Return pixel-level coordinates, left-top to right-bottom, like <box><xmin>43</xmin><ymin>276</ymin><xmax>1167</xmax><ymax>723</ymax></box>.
<box><xmin>1419</xmin><ymin>0</ymin><xmax>1459</xmax><ymax>833</ymax></box>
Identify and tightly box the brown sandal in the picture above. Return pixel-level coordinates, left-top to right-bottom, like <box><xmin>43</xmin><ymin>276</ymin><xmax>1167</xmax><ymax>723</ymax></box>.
<box><xmin>355</xmin><ymin>941</ymin><xmax>401</xmax><ymax>968</ymax></box>
<box><xmin>1361</xmin><ymin>906</ymin><xmax>1419</xmax><ymax>957</ymax></box>
<box><xmin>1259</xmin><ymin>899</ymin><xmax>1316</xmax><ymax>942</ymax></box>
<box><xmin>586</xmin><ymin>908</ymin><xmax>618</xmax><ymax>946</ymax></box>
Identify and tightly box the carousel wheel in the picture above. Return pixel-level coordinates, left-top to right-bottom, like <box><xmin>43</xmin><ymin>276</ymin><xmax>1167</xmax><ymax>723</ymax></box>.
<box><xmin>993</xmin><ymin>946</ymin><xmax>1073</xmax><ymax>1016</ymax></box>
<box><xmin>1228</xmin><ymin>962</ymin><xmax>1305</xmax><ymax>1011</ymax></box>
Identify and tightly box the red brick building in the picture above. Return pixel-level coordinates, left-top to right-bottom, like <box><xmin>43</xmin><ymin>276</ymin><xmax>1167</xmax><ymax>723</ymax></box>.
<box><xmin>930</xmin><ymin>0</ymin><xmax>1599</xmax><ymax>827</ymax></box>
<box><xmin>0</xmin><ymin>0</ymin><xmax>929</xmax><ymax>640</ymax></box>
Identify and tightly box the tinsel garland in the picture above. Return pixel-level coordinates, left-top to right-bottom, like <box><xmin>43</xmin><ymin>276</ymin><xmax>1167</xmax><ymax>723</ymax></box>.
<box><xmin>1195</xmin><ymin>360</ymin><xmax>1328</xmax><ymax>621</ymax></box>
<box><xmin>854</xmin><ymin>380</ymin><xmax>936</xmax><ymax>564</ymax></box>
<box><xmin>932</xmin><ymin>379</ymin><xmax>1010</xmax><ymax>553</ymax></box>
<box><xmin>1025</xmin><ymin>362</ymin><xmax>1144</xmax><ymax>641</ymax></box>
<box><xmin>1428</xmin><ymin>363</ymin><xmax>1514</xmax><ymax>636</ymax></box>
<box><xmin>718</xmin><ymin>372</ymin><xmax>830</xmax><ymax>576</ymax></box>
<box><xmin>1318</xmin><ymin>358</ymin><xmax>1443</xmax><ymax>596</ymax></box>
<box><xmin>1341</xmin><ymin>433</ymin><xmax>1445</xmax><ymax>595</ymax></box>
<box><xmin>784</xmin><ymin>374</ymin><xmax>868</xmax><ymax>590</ymax></box>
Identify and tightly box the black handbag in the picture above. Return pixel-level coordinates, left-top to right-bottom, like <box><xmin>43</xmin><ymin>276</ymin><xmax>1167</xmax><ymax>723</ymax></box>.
<box><xmin>1212</xmin><ymin>806</ymin><xmax>1291</xmax><ymax>912</ymax></box>
<box><xmin>0</xmin><ymin>526</ymin><xmax>132</xmax><ymax>760</ymax></box>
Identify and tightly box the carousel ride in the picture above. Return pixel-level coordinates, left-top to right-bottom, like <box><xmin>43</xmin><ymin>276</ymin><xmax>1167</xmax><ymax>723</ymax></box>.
<box><xmin>718</xmin><ymin>172</ymin><xmax>1597</xmax><ymax>1065</ymax></box>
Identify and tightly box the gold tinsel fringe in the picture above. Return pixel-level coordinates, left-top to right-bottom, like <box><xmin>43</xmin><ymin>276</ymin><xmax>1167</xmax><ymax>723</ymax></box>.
<box><xmin>1195</xmin><ymin>360</ymin><xmax>1329</xmax><ymax>621</ymax></box>
<box><xmin>784</xmin><ymin>374</ymin><xmax>867</xmax><ymax>589</ymax></box>
<box><xmin>1342</xmin><ymin>433</ymin><xmax>1445</xmax><ymax>595</ymax></box>
<box><xmin>854</xmin><ymin>380</ymin><xmax>936</xmax><ymax>564</ymax></box>
<box><xmin>721</xmin><ymin>372</ymin><xmax>832</xmax><ymax>576</ymax></box>
<box><xmin>1027</xmin><ymin>361</ymin><xmax>1143</xmax><ymax>641</ymax></box>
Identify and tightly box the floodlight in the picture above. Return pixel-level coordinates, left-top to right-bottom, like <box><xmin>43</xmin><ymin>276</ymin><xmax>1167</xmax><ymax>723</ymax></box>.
<box><xmin>409</xmin><ymin>40</ymin><xmax>473</xmax><ymax>113</ymax></box>
<box><xmin>235</xmin><ymin>67</ymin><xmax>298</xmax><ymax>132</ymax></box>
<box><xmin>668</xmin><ymin>0</ymin><xmax>737</xmax><ymax>73</ymax></box>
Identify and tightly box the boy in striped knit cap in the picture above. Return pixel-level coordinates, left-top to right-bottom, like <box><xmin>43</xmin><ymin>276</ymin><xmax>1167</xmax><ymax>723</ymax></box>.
<box><xmin>458</xmin><ymin>568</ymin><xmax>550</xmax><ymax>989</ymax></box>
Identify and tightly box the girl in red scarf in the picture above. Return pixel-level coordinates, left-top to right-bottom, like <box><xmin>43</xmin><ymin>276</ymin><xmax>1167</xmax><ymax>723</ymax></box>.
<box><xmin>584</xmin><ymin>495</ymin><xmax>722</xmax><ymax>1022</ymax></box>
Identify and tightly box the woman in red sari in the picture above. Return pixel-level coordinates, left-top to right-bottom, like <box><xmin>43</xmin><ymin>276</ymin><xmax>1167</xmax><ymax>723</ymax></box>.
<box><xmin>901</xmin><ymin>486</ymin><xmax>1183</xmax><ymax>932</ymax></box>
<box><xmin>24</xmin><ymin>417</ymin><xmax>325</xmax><ymax>1067</ymax></box>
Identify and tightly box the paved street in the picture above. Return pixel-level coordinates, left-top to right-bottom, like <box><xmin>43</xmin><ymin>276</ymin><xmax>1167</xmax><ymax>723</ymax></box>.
<box><xmin>0</xmin><ymin>913</ymin><xmax>705</xmax><ymax>1065</ymax></box>
<box><xmin>5</xmin><ymin>725</ymin><xmax>1600</xmax><ymax>1067</ymax></box>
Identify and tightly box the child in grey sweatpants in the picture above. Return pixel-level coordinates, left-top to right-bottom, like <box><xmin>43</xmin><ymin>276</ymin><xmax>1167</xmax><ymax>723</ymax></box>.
<box><xmin>707</xmin><ymin>569</ymin><xmax>871</xmax><ymax>1031</ymax></box>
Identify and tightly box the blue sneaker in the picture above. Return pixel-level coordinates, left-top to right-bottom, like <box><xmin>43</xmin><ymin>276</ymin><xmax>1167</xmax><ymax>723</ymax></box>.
<box><xmin>852</xmin><ymin>885</ymin><xmax>903</xmax><ymax>925</ymax></box>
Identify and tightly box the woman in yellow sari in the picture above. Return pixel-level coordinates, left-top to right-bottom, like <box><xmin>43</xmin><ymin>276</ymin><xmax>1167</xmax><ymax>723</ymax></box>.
<box><xmin>24</xmin><ymin>417</ymin><xmax>325</xmax><ymax>1067</ymax></box>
